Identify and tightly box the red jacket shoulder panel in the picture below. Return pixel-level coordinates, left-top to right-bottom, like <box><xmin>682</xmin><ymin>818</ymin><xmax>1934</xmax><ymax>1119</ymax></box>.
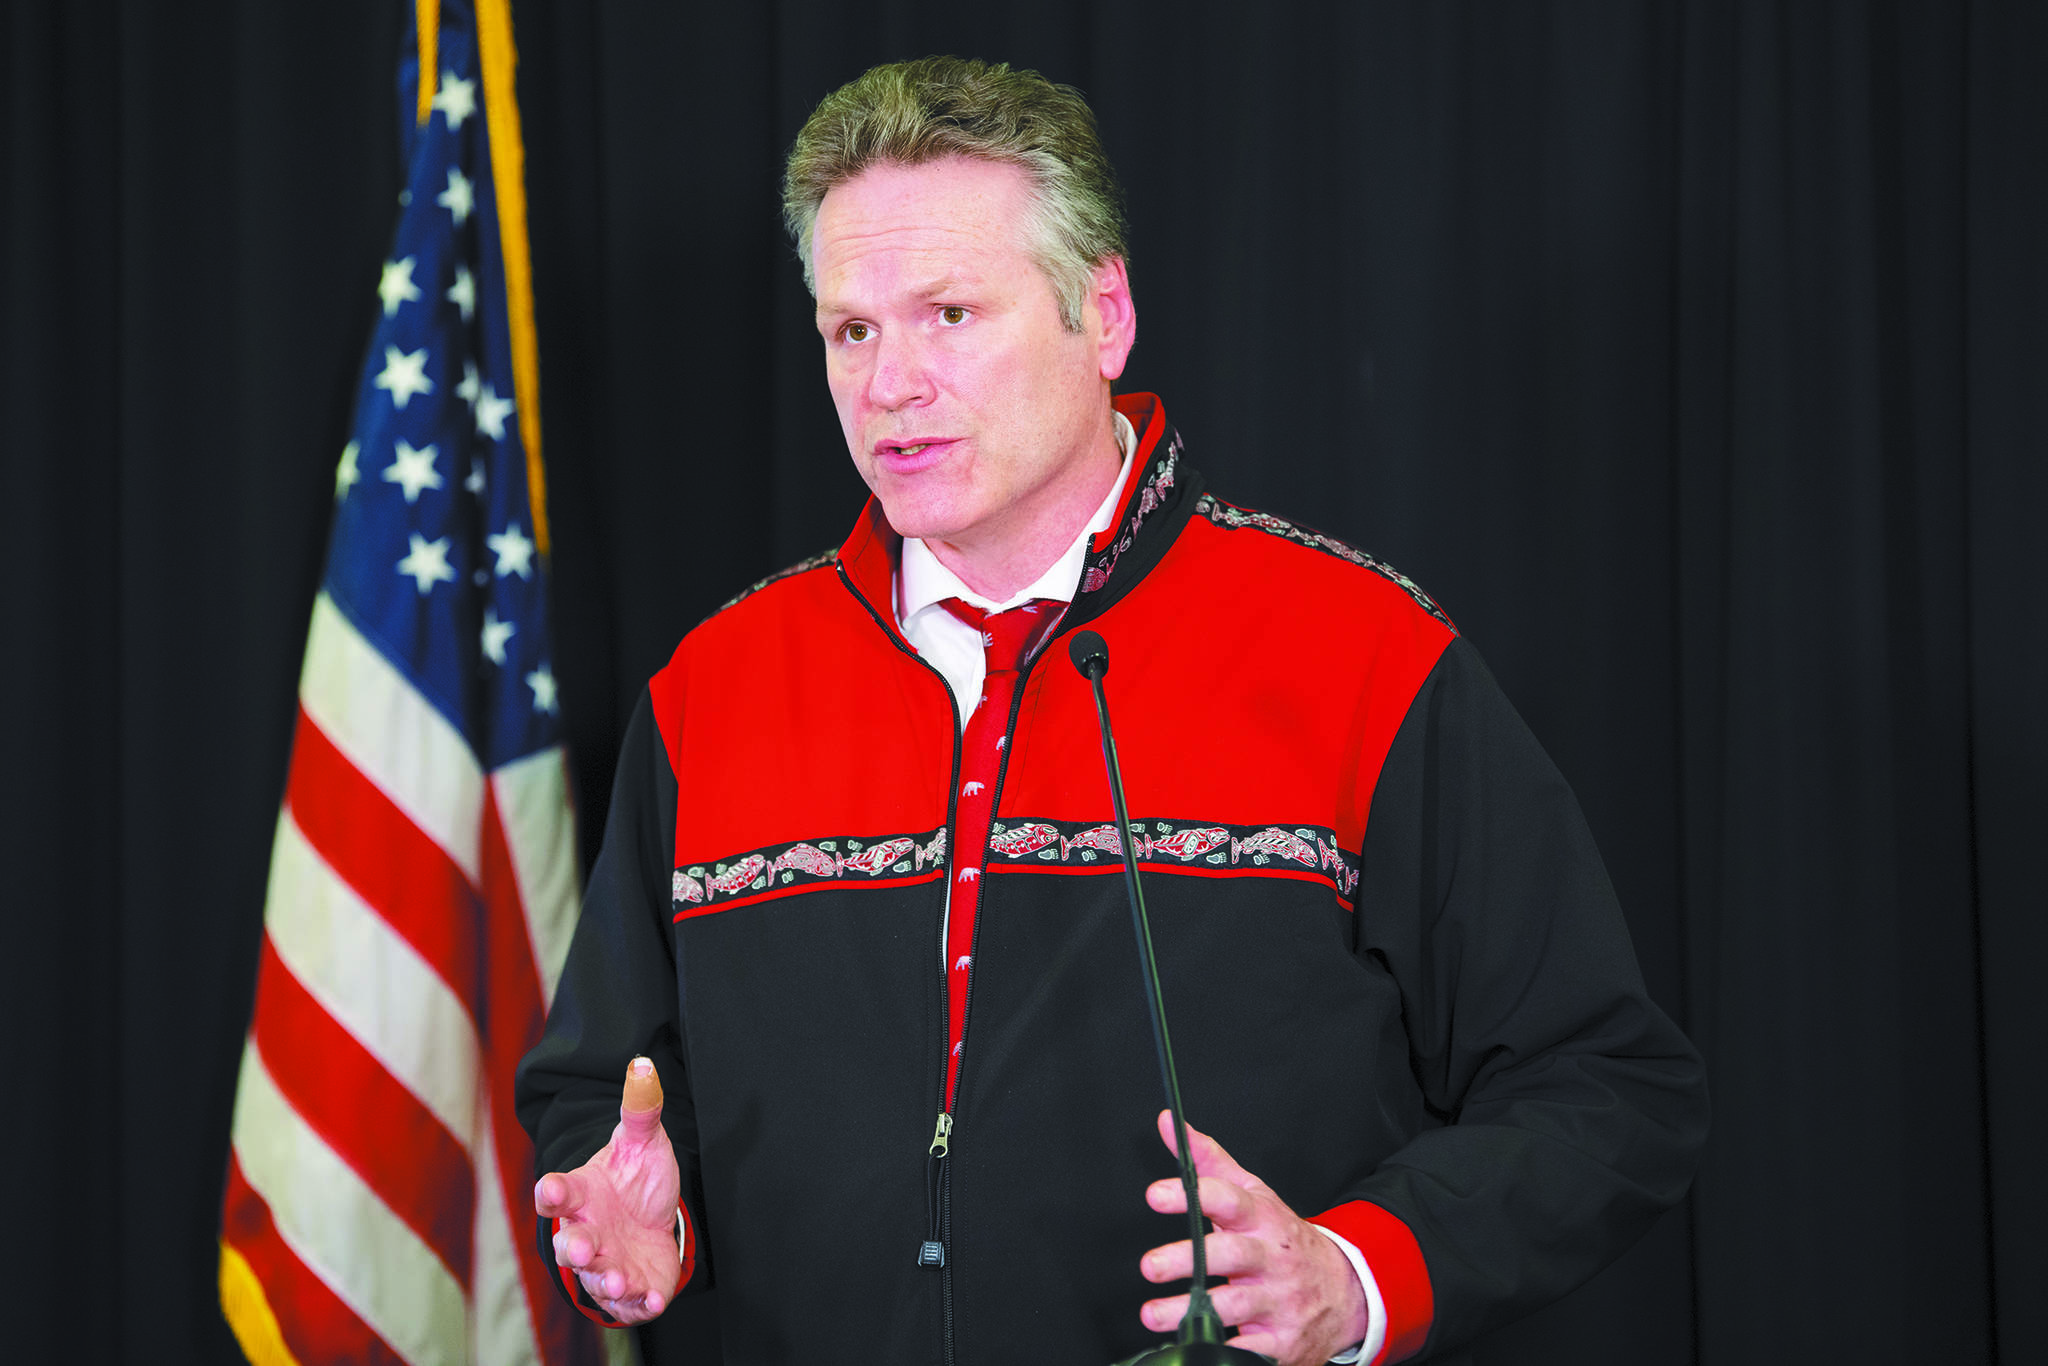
<box><xmin>649</xmin><ymin>551</ymin><xmax>956</xmax><ymax>880</ymax></box>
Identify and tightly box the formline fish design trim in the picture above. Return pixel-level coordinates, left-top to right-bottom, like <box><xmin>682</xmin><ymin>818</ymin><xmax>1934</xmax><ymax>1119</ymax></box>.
<box><xmin>672</xmin><ymin>826</ymin><xmax>948</xmax><ymax>914</ymax></box>
<box><xmin>672</xmin><ymin>817</ymin><xmax>1362</xmax><ymax>916</ymax></box>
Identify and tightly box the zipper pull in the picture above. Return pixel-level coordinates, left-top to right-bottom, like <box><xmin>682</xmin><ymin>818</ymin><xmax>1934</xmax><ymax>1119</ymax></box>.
<box><xmin>918</xmin><ymin>1111</ymin><xmax>952</xmax><ymax>1268</ymax></box>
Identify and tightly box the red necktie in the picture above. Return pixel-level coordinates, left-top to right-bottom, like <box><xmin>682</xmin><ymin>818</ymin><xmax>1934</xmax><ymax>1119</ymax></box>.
<box><xmin>938</xmin><ymin>597</ymin><xmax>1057</xmax><ymax>1109</ymax></box>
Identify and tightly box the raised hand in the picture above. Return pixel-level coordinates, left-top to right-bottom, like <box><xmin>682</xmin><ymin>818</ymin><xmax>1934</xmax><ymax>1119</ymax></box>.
<box><xmin>1138</xmin><ymin>1110</ymin><xmax>1370</xmax><ymax>1366</ymax></box>
<box><xmin>533</xmin><ymin>1057</ymin><xmax>685</xmax><ymax>1325</ymax></box>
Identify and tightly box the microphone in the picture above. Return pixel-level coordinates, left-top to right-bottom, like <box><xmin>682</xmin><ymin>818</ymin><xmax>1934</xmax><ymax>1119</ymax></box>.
<box><xmin>1068</xmin><ymin>630</ymin><xmax>1272</xmax><ymax>1366</ymax></box>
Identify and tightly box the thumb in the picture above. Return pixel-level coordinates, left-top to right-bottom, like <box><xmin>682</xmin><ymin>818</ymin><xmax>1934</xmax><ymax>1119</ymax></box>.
<box><xmin>1155</xmin><ymin>1109</ymin><xmax>1248</xmax><ymax>1184</ymax></box>
<box><xmin>620</xmin><ymin>1056</ymin><xmax>664</xmax><ymax>1137</ymax></box>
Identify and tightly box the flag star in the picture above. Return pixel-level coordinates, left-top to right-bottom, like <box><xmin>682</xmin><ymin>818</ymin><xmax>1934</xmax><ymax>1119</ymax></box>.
<box><xmin>480</xmin><ymin>607</ymin><xmax>516</xmax><ymax>664</ymax></box>
<box><xmin>446</xmin><ymin>264</ymin><xmax>476</xmax><ymax>322</ymax></box>
<box><xmin>436</xmin><ymin>166</ymin><xmax>474</xmax><ymax>226</ymax></box>
<box><xmin>465</xmin><ymin>457</ymin><xmax>486</xmax><ymax>495</ymax></box>
<box><xmin>457</xmin><ymin>358</ymin><xmax>481</xmax><ymax>408</ymax></box>
<box><xmin>487</xmin><ymin>522</ymin><xmax>535</xmax><ymax>579</ymax></box>
<box><xmin>373</xmin><ymin>345</ymin><xmax>434</xmax><ymax>408</ymax></box>
<box><xmin>473</xmin><ymin>382</ymin><xmax>514</xmax><ymax>441</ymax></box>
<box><xmin>396</xmin><ymin>533</ymin><xmax>457</xmax><ymax>594</ymax></box>
<box><xmin>432</xmin><ymin>72</ymin><xmax>477</xmax><ymax>130</ymax></box>
<box><xmin>382</xmin><ymin>440</ymin><xmax>443</xmax><ymax>502</ymax></box>
<box><xmin>525</xmin><ymin>663</ymin><xmax>559</xmax><ymax>714</ymax></box>
<box><xmin>377</xmin><ymin>256</ymin><xmax>422</xmax><ymax>315</ymax></box>
<box><xmin>334</xmin><ymin>441</ymin><xmax>360</xmax><ymax>500</ymax></box>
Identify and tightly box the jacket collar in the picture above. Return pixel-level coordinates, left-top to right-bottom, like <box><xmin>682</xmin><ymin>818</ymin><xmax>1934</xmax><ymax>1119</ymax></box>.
<box><xmin>833</xmin><ymin>392</ymin><xmax>1203</xmax><ymax>640</ymax></box>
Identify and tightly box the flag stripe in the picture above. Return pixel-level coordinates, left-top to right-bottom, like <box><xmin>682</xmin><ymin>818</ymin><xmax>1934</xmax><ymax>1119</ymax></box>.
<box><xmin>250</xmin><ymin>933</ymin><xmax>477</xmax><ymax>1283</ymax></box>
<box><xmin>472</xmin><ymin>1089</ymin><xmax>548</xmax><ymax>1366</ymax></box>
<box><xmin>480</xmin><ymin>789</ymin><xmax>591</xmax><ymax>1362</ymax></box>
<box><xmin>492</xmin><ymin>748</ymin><xmax>580</xmax><ymax>1007</ymax></box>
<box><xmin>264</xmin><ymin>809</ymin><xmax>481</xmax><ymax>1146</ymax></box>
<box><xmin>231</xmin><ymin>1042</ymin><xmax>471</xmax><ymax>1366</ymax></box>
<box><xmin>224</xmin><ymin>1153</ymin><xmax>410</xmax><ymax>1366</ymax></box>
<box><xmin>288</xmin><ymin>703</ymin><xmax>484</xmax><ymax>1013</ymax></box>
<box><xmin>300</xmin><ymin>590</ymin><xmax>485</xmax><ymax>884</ymax></box>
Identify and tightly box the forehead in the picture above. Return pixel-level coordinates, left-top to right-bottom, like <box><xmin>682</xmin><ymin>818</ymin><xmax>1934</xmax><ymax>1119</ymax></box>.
<box><xmin>812</xmin><ymin>157</ymin><xmax>1037</xmax><ymax>297</ymax></box>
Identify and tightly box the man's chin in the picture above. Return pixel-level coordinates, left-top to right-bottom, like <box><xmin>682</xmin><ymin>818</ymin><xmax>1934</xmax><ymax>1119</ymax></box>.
<box><xmin>873</xmin><ymin>495</ymin><xmax>978</xmax><ymax>547</ymax></box>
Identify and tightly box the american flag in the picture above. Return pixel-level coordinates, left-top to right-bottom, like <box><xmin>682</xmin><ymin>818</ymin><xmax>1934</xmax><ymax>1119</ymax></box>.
<box><xmin>219</xmin><ymin>4</ymin><xmax>608</xmax><ymax>1364</ymax></box>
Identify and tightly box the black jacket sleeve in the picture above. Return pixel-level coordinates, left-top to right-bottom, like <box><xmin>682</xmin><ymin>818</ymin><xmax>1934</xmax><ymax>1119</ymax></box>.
<box><xmin>513</xmin><ymin>688</ymin><xmax>711</xmax><ymax>1302</ymax></box>
<box><xmin>1348</xmin><ymin>636</ymin><xmax>1709</xmax><ymax>1356</ymax></box>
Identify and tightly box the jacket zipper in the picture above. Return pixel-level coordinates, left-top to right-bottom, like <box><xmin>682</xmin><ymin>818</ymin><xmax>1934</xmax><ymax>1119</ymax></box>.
<box><xmin>830</xmin><ymin>566</ymin><xmax>969</xmax><ymax>1288</ymax></box>
<box><xmin>939</xmin><ymin>644</ymin><xmax>1042</xmax><ymax>1366</ymax></box>
<box><xmin>834</xmin><ymin>565</ymin><xmax>1069</xmax><ymax>1365</ymax></box>
<box><xmin>919</xmin><ymin>1110</ymin><xmax>951</xmax><ymax>1268</ymax></box>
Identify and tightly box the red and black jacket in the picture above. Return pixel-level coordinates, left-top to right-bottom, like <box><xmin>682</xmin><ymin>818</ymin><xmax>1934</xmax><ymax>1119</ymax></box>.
<box><xmin>516</xmin><ymin>394</ymin><xmax>1709</xmax><ymax>1366</ymax></box>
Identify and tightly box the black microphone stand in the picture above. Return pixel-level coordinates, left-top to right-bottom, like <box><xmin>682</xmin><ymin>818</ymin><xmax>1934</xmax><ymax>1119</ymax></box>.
<box><xmin>1069</xmin><ymin>630</ymin><xmax>1272</xmax><ymax>1366</ymax></box>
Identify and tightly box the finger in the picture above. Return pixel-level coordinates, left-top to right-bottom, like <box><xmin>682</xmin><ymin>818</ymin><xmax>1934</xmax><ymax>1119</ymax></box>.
<box><xmin>1203</xmin><ymin>1280</ymin><xmax>1272</xmax><ymax>1332</ymax></box>
<box><xmin>1155</xmin><ymin>1109</ymin><xmax>1253</xmax><ymax>1186</ymax></box>
<box><xmin>535</xmin><ymin>1169</ymin><xmax>587</xmax><ymax>1219</ymax></box>
<box><xmin>552</xmin><ymin>1222</ymin><xmax>600</xmax><ymax>1270</ymax></box>
<box><xmin>589</xmin><ymin>1286</ymin><xmax>667</xmax><ymax>1327</ymax></box>
<box><xmin>1138</xmin><ymin>1289</ymin><xmax>1268</xmax><ymax>1336</ymax></box>
<box><xmin>578</xmin><ymin>1268</ymin><xmax>629</xmax><ymax>1310</ymax></box>
<box><xmin>1146</xmin><ymin>1173</ymin><xmax>1259</xmax><ymax>1226</ymax></box>
<box><xmin>1142</xmin><ymin>1287</ymin><xmax>1275</xmax><ymax>1342</ymax></box>
<box><xmin>1139</xmin><ymin>1290</ymin><xmax>1191</xmax><ymax>1335</ymax></box>
<box><xmin>620</xmin><ymin>1057</ymin><xmax>664</xmax><ymax>1138</ymax></box>
<box><xmin>584</xmin><ymin>1270</ymin><xmax>669</xmax><ymax>1324</ymax></box>
<box><xmin>1141</xmin><ymin>1230</ymin><xmax>1270</xmax><ymax>1284</ymax></box>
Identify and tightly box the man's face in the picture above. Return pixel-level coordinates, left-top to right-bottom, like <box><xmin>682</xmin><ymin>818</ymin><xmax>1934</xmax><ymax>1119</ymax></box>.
<box><xmin>811</xmin><ymin>156</ymin><xmax>1133</xmax><ymax>556</ymax></box>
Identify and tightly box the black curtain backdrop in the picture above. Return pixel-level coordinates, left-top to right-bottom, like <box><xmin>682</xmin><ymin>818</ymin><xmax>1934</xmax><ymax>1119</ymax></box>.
<box><xmin>4</xmin><ymin>3</ymin><xmax>2041</xmax><ymax>1363</ymax></box>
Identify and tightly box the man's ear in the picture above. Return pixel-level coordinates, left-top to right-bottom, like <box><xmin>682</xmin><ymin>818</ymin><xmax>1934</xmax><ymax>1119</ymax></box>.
<box><xmin>1090</xmin><ymin>256</ymin><xmax>1137</xmax><ymax>382</ymax></box>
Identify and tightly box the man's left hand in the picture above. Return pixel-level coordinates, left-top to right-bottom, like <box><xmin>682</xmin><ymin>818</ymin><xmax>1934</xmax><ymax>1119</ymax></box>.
<box><xmin>1138</xmin><ymin>1110</ymin><xmax>1371</xmax><ymax>1366</ymax></box>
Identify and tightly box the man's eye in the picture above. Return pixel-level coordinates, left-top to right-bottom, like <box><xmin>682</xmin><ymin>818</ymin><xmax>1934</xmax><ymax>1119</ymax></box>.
<box><xmin>939</xmin><ymin>306</ymin><xmax>968</xmax><ymax>325</ymax></box>
<box><xmin>843</xmin><ymin>322</ymin><xmax>871</xmax><ymax>343</ymax></box>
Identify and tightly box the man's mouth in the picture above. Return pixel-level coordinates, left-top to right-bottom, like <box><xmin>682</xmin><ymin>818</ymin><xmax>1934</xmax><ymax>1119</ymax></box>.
<box><xmin>875</xmin><ymin>438</ymin><xmax>958</xmax><ymax>467</ymax></box>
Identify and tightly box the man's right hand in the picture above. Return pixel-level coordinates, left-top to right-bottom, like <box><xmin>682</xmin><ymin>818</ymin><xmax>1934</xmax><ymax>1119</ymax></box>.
<box><xmin>533</xmin><ymin>1056</ymin><xmax>685</xmax><ymax>1325</ymax></box>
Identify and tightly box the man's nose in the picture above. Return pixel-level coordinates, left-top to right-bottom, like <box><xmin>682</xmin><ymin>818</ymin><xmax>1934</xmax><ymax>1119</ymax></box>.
<box><xmin>867</xmin><ymin>330</ymin><xmax>932</xmax><ymax>411</ymax></box>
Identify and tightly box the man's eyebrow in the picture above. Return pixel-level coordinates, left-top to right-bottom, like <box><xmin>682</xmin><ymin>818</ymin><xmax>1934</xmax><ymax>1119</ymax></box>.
<box><xmin>815</xmin><ymin>275</ymin><xmax>980</xmax><ymax>320</ymax></box>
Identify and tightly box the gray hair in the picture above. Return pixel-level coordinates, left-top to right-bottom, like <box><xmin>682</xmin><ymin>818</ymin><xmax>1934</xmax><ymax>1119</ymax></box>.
<box><xmin>782</xmin><ymin>56</ymin><xmax>1130</xmax><ymax>332</ymax></box>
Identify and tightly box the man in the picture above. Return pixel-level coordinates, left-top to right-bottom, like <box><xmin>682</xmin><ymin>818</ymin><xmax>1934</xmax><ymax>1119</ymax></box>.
<box><xmin>516</xmin><ymin>56</ymin><xmax>1708</xmax><ymax>1366</ymax></box>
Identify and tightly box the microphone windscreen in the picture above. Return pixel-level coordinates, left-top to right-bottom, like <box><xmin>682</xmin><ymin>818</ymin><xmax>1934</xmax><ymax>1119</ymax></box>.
<box><xmin>1068</xmin><ymin>629</ymin><xmax>1109</xmax><ymax>679</ymax></box>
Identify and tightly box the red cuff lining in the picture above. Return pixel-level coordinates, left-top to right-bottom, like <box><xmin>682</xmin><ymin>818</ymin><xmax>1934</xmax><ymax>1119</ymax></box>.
<box><xmin>676</xmin><ymin>1198</ymin><xmax>697</xmax><ymax>1296</ymax></box>
<box><xmin>1306</xmin><ymin>1201</ymin><xmax>1433</xmax><ymax>1365</ymax></box>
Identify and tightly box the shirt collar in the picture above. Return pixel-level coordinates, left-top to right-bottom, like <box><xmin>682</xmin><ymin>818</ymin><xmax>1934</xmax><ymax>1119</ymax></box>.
<box><xmin>898</xmin><ymin>411</ymin><xmax>1137</xmax><ymax>621</ymax></box>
